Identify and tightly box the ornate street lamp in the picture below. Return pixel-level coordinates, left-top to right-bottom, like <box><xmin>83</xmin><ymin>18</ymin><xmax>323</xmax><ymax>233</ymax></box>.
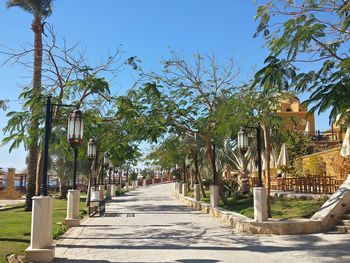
<box><xmin>87</xmin><ymin>138</ymin><xmax>97</xmax><ymax>160</ymax></box>
<box><xmin>103</xmin><ymin>152</ymin><xmax>110</xmax><ymax>185</ymax></box>
<box><xmin>237</xmin><ymin>127</ymin><xmax>249</xmax><ymax>155</ymax></box>
<box><xmin>67</xmin><ymin>109</ymin><xmax>84</xmax><ymax>190</ymax></box>
<box><xmin>87</xmin><ymin>138</ymin><xmax>97</xmax><ymax>188</ymax></box>
<box><xmin>238</xmin><ymin>125</ymin><xmax>263</xmax><ymax>187</ymax></box>
<box><xmin>108</xmin><ymin>160</ymin><xmax>114</xmax><ymax>184</ymax></box>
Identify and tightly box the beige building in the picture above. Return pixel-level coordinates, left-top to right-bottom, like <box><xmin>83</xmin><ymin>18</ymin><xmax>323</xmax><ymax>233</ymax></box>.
<box><xmin>276</xmin><ymin>95</ymin><xmax>315</xmax><ymax>133</ymax></box>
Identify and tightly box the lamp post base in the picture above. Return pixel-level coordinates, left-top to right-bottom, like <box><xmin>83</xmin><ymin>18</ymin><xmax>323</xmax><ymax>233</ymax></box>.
<box><xmin>178</xmin><ymin>182</ymin><xmax>183</xmax><ymax>194</ymax></box>
<box><xmin>210</xmin><ymin>185</ymin><xmax>219</xmax><ymax>207</ymax></box>
<box><xmin>25</xmin><ymin>196</ymin><xmax>54</xmax><ymax>262</ymax></box>
<box><xmin>181</xmin><ymin>182</ymin><xmax>188</xmax><ymax>196</ymax></box>
<box><xmin>110</xmin><ymin>184</ymin><xmax>117</xmax><ymax>197</ymax></box>
<box><xmin>64</xmin><ymin>190</ymin><xmax>80</xmax><ymax>227</ymax></box>
<box><xmin>106</xmin><ymin>184</ymin><xmax>112</xmax><ymax>199</ymax></box>
<box><xmin>25</xmin><ymin>246</ymin><xmax>55</xmax><ymax>263</ymax></box>
<box><xmin>174</xmin><ymin>182</ymin><xmax>178</xmax><ymax>192</ymax></box>
<box><xmin>253</xmin><ymin>187</ymin><xmax>268</xmax><ymax>221</ymax></box>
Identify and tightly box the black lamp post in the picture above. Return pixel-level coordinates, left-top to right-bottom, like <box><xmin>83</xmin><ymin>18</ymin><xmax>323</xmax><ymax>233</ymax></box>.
<box><xmin>41</xmin><ymin>95</ymin><xmax>83</xmax><ymax>195</ymax></box>
<box><xmin>238</xmin><ymin>125</ymin><xmax>263</xmax><ymax>187</ymax></box>
<box><xmin>87</xmin><ymin>138</ymin><xmax>97</xmax><ymax>189</ymax></box>
<box><xmin>67</xmin><ymin>109</ymin><xmax>84</xmax><ymax>190</ymax></box>
<box><xmin>41</xmin><ymin>96</ymin><xmax>52</xmax><ymax>196</ymax></box>
<box><xmin>108</xmin><ymin>160</ymin><xmax>114</xmax><ymax>184</ymax></box>
<box><xmin>103</xmin><ymin>152</ymin><xmax>110</xmax><ymax>185</ymax></box>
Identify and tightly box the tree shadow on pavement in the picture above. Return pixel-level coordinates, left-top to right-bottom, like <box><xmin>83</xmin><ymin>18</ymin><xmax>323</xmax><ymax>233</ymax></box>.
<box><xmin>176</xmin><ymin>260</ymin><xmax>219</xmax><ymax>263</ymax></box>
<box><xmin>54</xmin><ymin>259</ymin><xmax>111</xmax><ymax>263</ymax></box>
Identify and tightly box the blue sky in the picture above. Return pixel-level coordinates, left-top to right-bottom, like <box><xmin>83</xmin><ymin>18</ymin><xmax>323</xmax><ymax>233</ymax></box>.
<box><xmin>0</xmin><ymin>0</ymin><xmax>330</xmax><ymax>169</ymax></box>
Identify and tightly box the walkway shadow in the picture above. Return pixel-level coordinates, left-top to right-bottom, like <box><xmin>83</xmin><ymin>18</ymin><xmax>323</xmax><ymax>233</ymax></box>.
<box><xmin>54</xmin><ymin>259</ymin><xmax>110</xmax><ymax>263</ymax></box>
<box><xmin>176</xmin><ymin>260</ymin><xmax>219</xmax><ymax>263</ymax></box>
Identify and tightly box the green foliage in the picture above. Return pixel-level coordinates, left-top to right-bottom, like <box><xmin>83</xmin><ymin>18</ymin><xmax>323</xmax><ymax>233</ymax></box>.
<box><xmin>116</xmin><ymin>189</ymin><xmax>128</xmax><ymax>196</ymax></box>
<box><xmin>7</xmin><ymin>0</ymin><xmax>53</xmax><ymax>20</ymax></box>
<box><xmin>255</xmin><ymin>0</ymin><xmax>350</xmax><ymax>123</ymax></box>
<box><xmin>283</xmin><ymin>130</ymin><xmax>313</xmax><ymax>164</ymax></box>
<box><xmin>52</xmin><ymin>224</ymin><xmax>69</xmax><ymax>240</ymax></box>
<box><xmin>129</xmin><ymin>171</ymin><xmax>138</xmax><ymax>181</ymax></box>
<box><xmin>221</xmin><ymin>196</ymin><xmax>326</xmax><ymax>219</ymax></box>
<box><xmin>147</xmin><ymin>136</ymin><xmax>187</xmax><ymax>169</ymax></box>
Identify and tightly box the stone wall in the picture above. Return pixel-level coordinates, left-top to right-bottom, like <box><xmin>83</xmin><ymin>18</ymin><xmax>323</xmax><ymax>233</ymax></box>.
<box><xmin>176</xmin><ymin>192</ymin><xmax>322</xmax><ymax>235</ymax></box>
<box><xmin>311</xmin><ymin>174</ymin><xmax>350</xmax><ymax>231</ymax></box>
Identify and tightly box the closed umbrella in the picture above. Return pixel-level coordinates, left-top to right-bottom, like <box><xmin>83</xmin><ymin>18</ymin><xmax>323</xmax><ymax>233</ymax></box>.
<box><xmin>277</xmin><ymin>143</ymin><xmax>290</xmax><ymax>177</ymax></box>
<box><xmin>270</xmin><ymin>147</ymin><xmax>277</xmax><ymax>169</ymax></box>
<box><xmin>340</xmin><ymin>126</ymin><xmax>350</xmax><ymax>157</ymax></box>
<box><xmin>304</xmin><ymin>121</ymin><xmax>311</xmax><ymax>135</ymax></box>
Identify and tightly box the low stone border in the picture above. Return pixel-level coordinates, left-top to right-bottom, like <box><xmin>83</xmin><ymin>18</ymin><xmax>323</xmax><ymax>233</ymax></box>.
<box><xmin>175</xmin><ymin>192</ymin><xmax>322</xmax><ymax>235</ymax></box>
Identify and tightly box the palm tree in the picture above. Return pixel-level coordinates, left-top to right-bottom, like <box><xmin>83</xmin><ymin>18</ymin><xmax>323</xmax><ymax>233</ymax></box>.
<box><xmin>7</xmin><ymin>0</ymin><xmax>53</xmax><ymax>210</ymax></box>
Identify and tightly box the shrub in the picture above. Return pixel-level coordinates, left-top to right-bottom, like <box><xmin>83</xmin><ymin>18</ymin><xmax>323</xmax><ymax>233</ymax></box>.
<box><xmin>53</xmin><ymin>224</ymin><xmax>69</xmax><ymax>240</ymax></box>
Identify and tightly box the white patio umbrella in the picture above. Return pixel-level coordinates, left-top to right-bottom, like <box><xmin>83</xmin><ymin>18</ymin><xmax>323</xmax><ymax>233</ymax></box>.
<box><xmin>277</xmin><ymin>143</ymin><xmax>290</xmax><ymax>177</ymax></box>
<box><xmin>304</xmin><ymin>121</ymin><xmax>311</xmax><ymax>135</ymax></box>
<box><xmin>277</xmin><ymin>143</ymin><xmax>290</xmax><ymax>167</ymax></box>
<box><xmin>270</xmin><ymin>147</ymin><xmax>277</xmax><ymax>169</ymax></box>
<box><xmin>340</xmin><ymin>126</ymin><xmax>350</xmax><ymax>157</ymax></box>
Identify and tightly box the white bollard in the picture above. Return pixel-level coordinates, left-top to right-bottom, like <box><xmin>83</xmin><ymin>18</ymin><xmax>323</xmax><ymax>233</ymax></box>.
<box><xmin>178</xmin><ymin>182</ymin><xmax>183</xmax><ymax>194</ymax></box>
<box><xmin>106</xmin><ymin>184</ymin><xmax>113</xmax><ymax>199</ymax></box>
<box><xmin>143</xmin><ymin>179</ymin><xmax>147</xmax><ymax>187</ymax></box>
<box><xmin>210</xmin><ymin>185</ymin><xmax>219</xmax><ymax>207</ymax></box>
<box><xmin>181</xmin><ymin>182</ymin><xmax>188</xmax><ymax>196</ymax></box>
<box><xmin>64</xmin><ymin>190</ymin><xmax>80</xmax><ymax>227</ymax></box>
<box><xmin>253</xmin><ymin>187</ymin><xmax>268</xmax><ymax>221</ymax></box>
<box><xmin>194</xmin><ymin>184</ymin><xmax>200</xmax><ymax>201</ymax></box>
<box><xmin>110</xmin><ymin>184</ymin><xmax>117</xmax><ymax>197</ymax></box>
<box><xmin>25</xmin><ymin>196</ymin><xmax>55</xmax><ymax>262</ymax></box>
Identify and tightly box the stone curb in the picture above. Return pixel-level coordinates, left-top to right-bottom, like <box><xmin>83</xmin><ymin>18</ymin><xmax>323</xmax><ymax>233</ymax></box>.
<box><xmin>175</xmin><ymin>191</ymin><xmax>322</xmax><ymax>235</ymax></box>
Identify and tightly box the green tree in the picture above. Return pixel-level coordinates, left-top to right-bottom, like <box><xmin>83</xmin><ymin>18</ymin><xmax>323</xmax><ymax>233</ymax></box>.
<box><xmin>255</xmin><ymin>0</ymin><xmax>350</xmax><ymax>123</ymax></box>
<box><xmin>118</xmin><ymin>52</ymin><xmax>240</xmax><ymax>204</ymax></box>
<box><xmin>7</xmin><ymin>0</ymin><xmax>53</xmax><ymax>210</ymax></box>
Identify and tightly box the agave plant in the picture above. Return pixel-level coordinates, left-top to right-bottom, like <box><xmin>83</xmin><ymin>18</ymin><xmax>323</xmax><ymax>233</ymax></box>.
<box><xmin>221</xmin><ymin>139</ymin><xmax>255</xmax><ymax>194</ymax></box>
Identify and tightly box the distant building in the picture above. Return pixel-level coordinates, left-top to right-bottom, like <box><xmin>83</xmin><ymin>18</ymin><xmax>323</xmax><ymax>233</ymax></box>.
<box><xmin>276</xmin><ymin>95</ymin><xmax>315</xmax><ymax>133</ymax></box>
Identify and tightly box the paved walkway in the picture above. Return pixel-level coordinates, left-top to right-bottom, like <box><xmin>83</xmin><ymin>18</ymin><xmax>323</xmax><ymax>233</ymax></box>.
<box><xmin>55</xmin><ymin>183</ymin><xmax>350</xmax><ymax>263</ymax></box>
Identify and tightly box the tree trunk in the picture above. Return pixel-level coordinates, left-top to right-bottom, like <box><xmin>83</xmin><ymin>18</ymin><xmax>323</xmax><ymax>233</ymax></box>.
<box><xmin>198</xmin><ymin>170</ymin><xmax>206</xmax><ymax>198</ymax></box>
<box><xmin>204</xmin><ymin>135</ymin><xmax>228</xmax><ymax>204</ymax></box>
<box><xmin>182</xmin><ymin>161</ymin><xmax>186</xmax><ymax>183</ymax></box>
<box><xmin>59</xmin><ymin>177</ymin><xmax>69</xmax><ymax>199</ymax></box>
<box><xmin>97</xmin><ymin>162</ymin><xmax>103</xmax><ymax>185</ymax></box>
<box><xmin>262</xmin><ymin>122</ymin><xmax>272</xmax><ymax>218</ymax></box>
<box><xmin>238</xmin><ymin>167</ymin><xmax>250</xmax><ymax>194</ymax></box>
<box><xmin>86</xmin><ymin>160</ymin><xmax>95</xmax><ymax>207</ymax></box>
<box><xmin>25</xmin><ymin>19</ymin><xmax>43</xmax><ymax>211</ymax></box>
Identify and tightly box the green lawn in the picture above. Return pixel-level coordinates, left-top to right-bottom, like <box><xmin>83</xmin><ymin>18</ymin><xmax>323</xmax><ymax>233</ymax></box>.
<box><xmin>0</xmin><ymin>198</ymin><xmax>86</xmax><ymax>263</ymax></box>
<box><xmin>186</xmin><ymin>189</ymin><xmax>326</xmax><ymax>220</ymax></box>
